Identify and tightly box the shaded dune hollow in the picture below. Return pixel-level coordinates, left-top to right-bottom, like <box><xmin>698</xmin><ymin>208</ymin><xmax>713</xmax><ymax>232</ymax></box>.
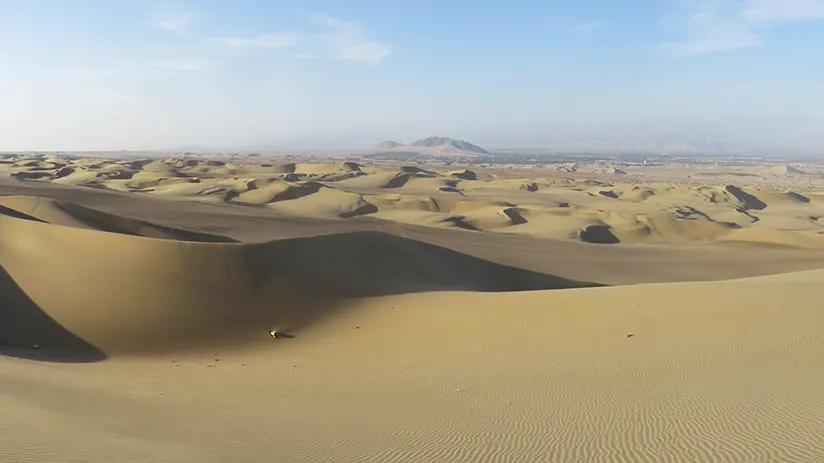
<box><xmin>0</xmin><ymin>199</ymin><xmax>601</xmax><ymax>361</ymax></box>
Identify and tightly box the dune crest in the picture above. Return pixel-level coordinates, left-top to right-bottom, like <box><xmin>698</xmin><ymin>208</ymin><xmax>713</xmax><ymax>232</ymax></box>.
<box><xmin>0</xmin><ymin>205</ymin><xmax>596</xmax><ymax>358</ymax></box>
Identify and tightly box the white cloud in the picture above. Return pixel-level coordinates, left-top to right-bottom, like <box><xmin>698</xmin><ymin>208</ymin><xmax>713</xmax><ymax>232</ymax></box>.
<box><xmin>149</xmin><ymin>60</ymin><xmax>210</xmax><ymax>72</ymax></box>
<box><xmin>309</xmin><ymin>15</ymin><xmax>346</xmax><ymax>29</ymax></box>
<box><xmin>664</xmin><ymin>19</ymin><xmax>762</xmax><ymax>55</ymax></box>
<box><xmin>147</xmin><ymin>4</ymin><xmax>193</xmax><ymax>33</ymax></box>
<box><xmin>573</xmin><ymin>20</ymin><xmax>603</xmax><ymax>32</ymax></box>
<box><xmin>70</xmin><ymin>86</ymin><xmax>145</xmax><ymax>105</ymax></box>
<box><xmin>336</xmin><ymin>41</ymin><xmax>393</xmax><ymax>65</ymax></box>
<box><xmin>57</xmin><ymin>60</ymin><xmax>209</xmax><ymax>83</ymax></box>
<box><xmin>209</xmin><ymin>32</ymin><xmax>298</xmax><ymax>49</ymax></box>
<box><xmin>143</xmin><ymin>7</ymin><xmax>391</xmax><ymax>65</ymax></box>
<box><xmin>666</xmin><ymin>0</ymin><xmax>824</xmax><ymax>55</ymax></box>
<box><xmin>742</xmin><ymin>0</ymin><xmax>824</xmax><ymax>24</ymax></box>
<box><xmin>56</xmin><ymin>67</ymin><xmax>121</xmax><ymax>81</ymax></box>
<box><xmin>309</xmin><ymin>15</ymin><xmax>394</xmax><ymax>64</ymax></box>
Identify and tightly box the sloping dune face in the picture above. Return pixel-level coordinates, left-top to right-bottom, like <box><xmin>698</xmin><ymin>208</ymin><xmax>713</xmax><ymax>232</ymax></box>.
<box><xmin>0</xmin><ymin>201</ymin><xmax>595</xmax><ymax>358</ymax></box>
<box><xmin>4</xmin><ymin>207</ymin><xmax>824</xmax><ymax>461</ymax></box>
<box><xmin>3</xmin><ymin>192</ymin><xmax>824</xmax><ymax>461</ymax></box>
<box><xmin>0</xmin><ymin>196</ymin><xmax>235</xmax><ymax>242</ymax></box>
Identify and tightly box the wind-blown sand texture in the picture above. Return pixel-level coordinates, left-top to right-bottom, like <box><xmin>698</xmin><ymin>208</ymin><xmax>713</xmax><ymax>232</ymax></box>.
<box><xmin>3</xmin><ymin>154</ymin><xmax>824</xmax><ymax>462</ymax></box>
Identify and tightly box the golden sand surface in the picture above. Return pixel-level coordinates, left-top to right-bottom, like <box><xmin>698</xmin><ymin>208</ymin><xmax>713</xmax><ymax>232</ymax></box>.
<box><xmin>3</xmin><ymin>154</ymin><xmax>824</xmax><ymax>462</ymax></box>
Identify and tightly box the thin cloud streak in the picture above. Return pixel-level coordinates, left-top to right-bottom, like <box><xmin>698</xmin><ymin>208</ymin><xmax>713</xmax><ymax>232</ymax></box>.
<box><xmin>149</xmin><ymin>60</ymin><xmax>210</xmax><ymax>72</ymax></box>
<box><xmin>208</xmin><ymin>33</ymin><xmax>299</xmax><ymax>49</ymax></box>
<box><xmin>147</xmin><ymin>4</ymin><xmax>193</xmax><ymax>32</ymax></box>
<box><xmin>743</xmin><ymin>0</ymin><xmax>824</xmax><ymax>24</ymax></box>
<box><xmin>145</xmin><ymin>8</ymin><xmax>392</xmax><ymax>65</ymax></box>
<box><xmin>666</xmin><ymin>0</ymin><xmax>824</xmax><ymax>55</ymax></box>
<box><xmin>308</xmin><ymin>14</ymin><xmax>394</xmax><ymax>64</ymax></box>
<box><xmin>57</xmin><ymin>59</ymin><xmax>209</xmax><ymax>82</ymax></box>
<box><xmin>573</xmin><ymin>20</ymin><xmax>603</xmax><ymax>32</ymax></box>
<box><xmin>336</xmin><ymin>41</ymin><xmax>393</xmax><ymax>65</ymax></box>
<box><xmin>664</xmin><ymin>20</ymin><xmax>762</xmax><ymax>55</ymax></box>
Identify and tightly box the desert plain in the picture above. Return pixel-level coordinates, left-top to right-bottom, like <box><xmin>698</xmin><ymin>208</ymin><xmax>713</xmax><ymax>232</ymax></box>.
<box><xmin>3</xmin><ymin>149</ymin><xmax>824</xmax><ymax>462</ymax></box>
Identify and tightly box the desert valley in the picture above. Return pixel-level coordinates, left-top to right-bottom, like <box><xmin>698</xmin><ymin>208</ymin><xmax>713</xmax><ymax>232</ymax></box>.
<box><xmin>2</xmin><ymin>136</ymin><xmax>824</xmax><ymax>462</ymax></box>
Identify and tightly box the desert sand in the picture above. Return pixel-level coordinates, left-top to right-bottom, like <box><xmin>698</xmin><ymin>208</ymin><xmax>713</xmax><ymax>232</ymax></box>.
<box><xmin>3</xmin><ymin>153</ymin><xmax>824</xmax><ymax>462</ymax></box>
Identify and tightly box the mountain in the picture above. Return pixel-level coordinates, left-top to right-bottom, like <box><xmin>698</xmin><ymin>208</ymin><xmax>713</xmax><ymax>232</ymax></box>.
<box><xmin>374</xmin><ymin>140</ymin><xmax>405</xmax><ymax>150</ymax></box>
<box><xmin>409</xmin><ymin>137</ymin><xmax>490</xmax><ymax>155</ymax></box>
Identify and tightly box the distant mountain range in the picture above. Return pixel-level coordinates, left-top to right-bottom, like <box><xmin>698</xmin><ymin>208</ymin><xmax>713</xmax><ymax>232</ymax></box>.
<box><xmin>164</xmin><ymin>117</ymin><xmax>823</xmax><ymax>157</ymax></box>
<box><xmin>372</xmin><ymin>136</ymin><xmax>490</xmax><ymax>156</ymax></box>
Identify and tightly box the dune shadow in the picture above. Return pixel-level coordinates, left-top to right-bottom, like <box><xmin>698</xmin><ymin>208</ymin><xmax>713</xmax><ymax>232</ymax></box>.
<box><xmin>440</xmin><ymin>216</ymin><xmax>483</xmax><ymax>231</ymax></box>
<box><xmin>270</xmin><ymin>182</ymin><xmax>324</xmax><ymax>202</ymax></box>
<box><xmin>726</xmin><ymin>185</ymin><xmax>767</xmax><ymax>210</ymax></box>
<box><xmin>245</xmin><ymin>231</ymin><xmax>604</xmax><ymax>298</ymax></box>
<box><xmin>503</xmin><ymin>207</ymin><xmax>528</xmax><ymax>225</ymax></box>
<box><xmin>451</xmin><ymin>170</ymin><xmax>478</xmax><ymax>181</ymax></box>
<box><xmin>0</xmin><ymin>265</ymin><xmax>105</xmax><ymax>363</ymax></box>
<box><xmin>789</xmin><ymin>191</ymin><xmax>811</xmax><ymax>203</ymax></box>
<box><xmin>580</xmin><ymin>225</ymin><xmax>621</xmax><ymax>244</ymax></box>
<box><xmin>10</xmin><ymin>172</ymin><xmax>53</xmax><ymax>180</ymax></box>
<box><xmin>383</xmin><ymin>173</ymin><xmax>414</xmax><ymax>188</ymax></box>
<box><xmin>340</xmin><ymin>202</ymin><xmax>379</xmax><ymax>218</ymax></box>
<box><xmin>0</xmin><ymin>224</ymin><xmax>605</xmax><ymax>359</ymax></box>
<box><xmin>400</xmin><ymin>166</ymin><xmax>436</xmax><ymax>175</ymax></box>
<box><xmin>219</xmin><ymin>231</ymin><xmax>610</xmax><ymax>340</ymax></box>
<box><xmin>0</xmin><ymin>204</ymin><xmax>49</xmax><ymax>223</ymax></box>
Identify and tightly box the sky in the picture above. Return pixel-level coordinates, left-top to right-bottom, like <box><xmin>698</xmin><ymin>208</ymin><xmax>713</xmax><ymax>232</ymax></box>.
<box><xmin>1</xmin><ymin>0</ymin><xmax>823</xmax><ymax>152</ymax></box>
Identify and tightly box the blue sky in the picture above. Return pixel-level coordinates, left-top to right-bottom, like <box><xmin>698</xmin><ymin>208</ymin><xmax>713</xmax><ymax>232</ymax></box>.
<box><xmin>1</xmin><ymin>0</ymin><xmax>823</xmax><ymax>151</ymax></box>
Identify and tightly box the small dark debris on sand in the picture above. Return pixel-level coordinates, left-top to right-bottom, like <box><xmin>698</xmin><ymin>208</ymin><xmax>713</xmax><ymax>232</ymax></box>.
<box><xmin>269</xmin><ymin>330</ymin><xmax>294</xmax><ymax>339</ymax></box>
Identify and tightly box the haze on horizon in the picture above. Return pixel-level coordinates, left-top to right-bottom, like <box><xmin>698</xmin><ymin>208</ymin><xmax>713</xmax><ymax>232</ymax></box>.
<box><xmin>2</xmin><ymin>0</ymin><xmax>823</xmax><ymax>154</ymax></box>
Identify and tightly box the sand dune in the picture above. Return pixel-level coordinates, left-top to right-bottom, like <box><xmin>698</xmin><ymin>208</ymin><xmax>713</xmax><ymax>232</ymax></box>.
<box><xmin>5</xmin><ymin>157</ymin><xmax>824</xmax><ymax>248</ymax></box>
<box><xmin>0</xmin><ymin>195</ymin><xmax>234</xmax><ymax>241</ymax></box>
<box><xmin>765</xmin><ymin>164</ymin><xmax>807</xmax><ymax>176</ymax></box>
<box><xmin>0</xmin><ymin>206</ymin><xmax>593</xmax><ymax>357</ymax></box>
<box><xmin>2</xmin><ymin>198</ymin><xmax>824</xmax><ymax>460</ymax></box>
<box><xmin>6</xmin><ymin>156</ymin><xmax>824</xmax><ymax>248</ymax></box>
<box><xmin>267</xmin><ymin>188</ymin><xmax>378</xmax><ymax>218</ymax></box>
<box><xmin>235</xmin><ymin>180</ymin><xmax>325</xmax><ymax>204</ymax></box>
<box><xmin>5</xmin><ymin>155</ymin><xmax>824</xmax><ymax>461</ymax></box>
